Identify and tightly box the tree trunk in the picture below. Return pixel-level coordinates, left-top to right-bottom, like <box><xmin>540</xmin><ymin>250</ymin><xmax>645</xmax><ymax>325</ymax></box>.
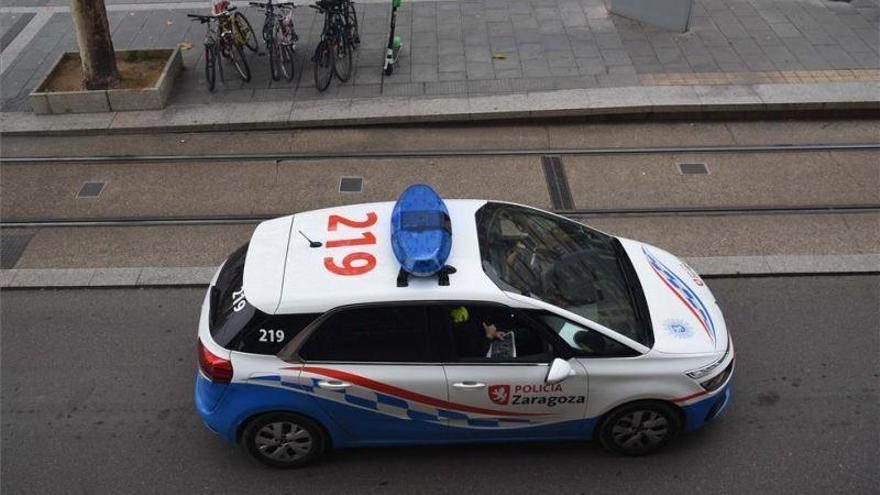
<box><xmin>69</xmin><ymin>0</ymin><xmax>119</xmax><ymax>90</ymax></box>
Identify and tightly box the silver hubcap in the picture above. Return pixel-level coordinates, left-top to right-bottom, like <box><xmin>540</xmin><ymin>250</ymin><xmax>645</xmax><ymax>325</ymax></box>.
<box><xmin>254</xmin><ymin>421</ymin><xmax>313</xmax><ymax>462</ymax></box>
<box><xmin>611</xmin><ymin>410</ymin><xmax>669</xmax><ymax>450</ymax></box>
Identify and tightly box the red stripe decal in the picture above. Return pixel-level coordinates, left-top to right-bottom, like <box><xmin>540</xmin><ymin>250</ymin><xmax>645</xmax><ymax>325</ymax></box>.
<box><xmin>672</xmin><ymin>390</ymin><xmax>708</xmax><ymax>403</ymax></box>
<box><xmin>286</xmin><ymin>366</ymin><xmax>547</xmax><ymax>417</ymax></box>
<box><xmin>648</xmin><ymin>264</ymin><xmax>714</xmax><ymax>342</ymax></box>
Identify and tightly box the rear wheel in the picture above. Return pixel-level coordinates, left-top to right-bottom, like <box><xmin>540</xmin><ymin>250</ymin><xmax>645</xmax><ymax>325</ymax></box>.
<box><xmin>598</xmin><ymin>401</ymin><xmax>682</xmax><ymax>456</ymax></box>
<box><xmin>227</xmin><ymin>42</ymin><xmax>251</xmax><ymax>82</ymax></box>
<box><xmin>313</xmin><ymin>39</ymin><xmax>333</xmax><ymax>91</ymax></box>
<box><xmin>204</xmin><ymin>43</ymin><xmax>217</xmax><ymax>91</ymax></box>
<box><xmin>345</xmin><ymin>2</ymin><xmax>360</xmax><ymax>48</ymax></box>
<box><xmin>242</xmin><ymin>412</ymin><xmax>327</xmax><ymax>468</ymax></box>
<box><xmin>331</xmin><ymin>32</ymin><xmax>352</xmax><ymax>82</ymax></box>
<box><xmin>267</xmin><ymin>39</ymin><xmax>280</xmax><ymax>81</ymax></box>
<box><xmin>281</xmin><ymin>44</ymin><xmax>295</xmax><ymax>82</ymax></box>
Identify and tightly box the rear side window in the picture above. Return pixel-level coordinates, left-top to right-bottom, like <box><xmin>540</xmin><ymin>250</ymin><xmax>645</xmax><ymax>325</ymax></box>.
<box><xmin>210</xmin><ymin>242</ymin><xmax>319</xmax><ymax>354</ymax></box>
<box><xmin>299</xmin><ymin>306</ymin><xmax>432</xmax><ymax>363</ymax></box>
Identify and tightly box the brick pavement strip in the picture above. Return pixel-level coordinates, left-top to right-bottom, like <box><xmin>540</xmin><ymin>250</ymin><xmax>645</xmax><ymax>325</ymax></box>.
<box><xmin>2</xmin><ymin>254</ymin><xmax>878</xmax><ymax>288</ymax></box>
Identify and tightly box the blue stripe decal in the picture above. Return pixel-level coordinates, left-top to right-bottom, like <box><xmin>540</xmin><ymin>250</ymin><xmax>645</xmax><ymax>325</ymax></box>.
<box><xmin>643</xmin><ymin>247</ymin><xmax>716</xmax><ymax>342</ymax></box>
<box><xmin>437</xmin><ymin>409</ymin><xmax>469</xmax><ymax>420</ymax></box>
<box><xmin>407</xmin><ymin>410</ymin><xmax>439</xmax><ymax>421</ymax></box>
<box><xmin>376</xmin><ymin>393</ymin><xmax>409</xmax><ymax>409</ymax></box>
<box><xmin>249</xmin><ymin>375</ymin><xmax>282</xmax><ymax>382</ymax></box>
<box><xmin>345</xmin><ymin>395</ymin><xmax>379</xmax><ymax>410</ymax></box>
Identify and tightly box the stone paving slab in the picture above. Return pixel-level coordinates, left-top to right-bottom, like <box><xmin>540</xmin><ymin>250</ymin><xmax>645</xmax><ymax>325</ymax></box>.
<box><xmin>2</xmin><ymin>254</ymin><xmax>878</xmax><ymax>288</ymax></box>
<box><xmin>1</xmin><ymin>81</ymin><xmax>877</xmax><ymax>134</ymax></box>
<box><xmin>0</xmin><ymin>0</ymin><xmax>877</xmax><ymax>115</ymax></box>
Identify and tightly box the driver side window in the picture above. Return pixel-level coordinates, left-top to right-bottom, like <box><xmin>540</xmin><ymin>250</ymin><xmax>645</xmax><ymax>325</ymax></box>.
<box><xmin>432</xmin><ymin>304</ymin><xmax>555</xmax><ymax>363</ymax></box>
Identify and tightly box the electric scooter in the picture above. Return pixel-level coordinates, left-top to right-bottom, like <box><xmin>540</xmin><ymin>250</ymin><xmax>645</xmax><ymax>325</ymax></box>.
<box><xmin>383</xmin><ymin>0</ymin><xmax>402</xmax><ymax>75</ymax></box>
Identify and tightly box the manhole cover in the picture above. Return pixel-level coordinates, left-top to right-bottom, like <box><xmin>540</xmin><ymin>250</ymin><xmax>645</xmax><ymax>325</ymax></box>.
<box><xmin>77</xmin><ymin>181</ymin><xmax>106</xmax><ymax>198</ymax></box>
<box><xmin>678</xmin><ymin>163</ymin><xmax>709</xmax><ymax>175</ymax></box>
<box><xmin>339</xmin><ymin>176</ymin><xmax>363</xmax><ymax>193</ymax></box>
<box><xmin>0</xmin><ymin>234</ymin><xmax>33</xmax><ymax>269</ymax></box>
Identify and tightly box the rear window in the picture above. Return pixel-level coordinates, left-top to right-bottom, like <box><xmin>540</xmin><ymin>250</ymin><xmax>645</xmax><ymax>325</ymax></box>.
<box><xmin>210</xmin><ymin>243</ymin><xmax>319</xmax><ymax>354</ymax></box>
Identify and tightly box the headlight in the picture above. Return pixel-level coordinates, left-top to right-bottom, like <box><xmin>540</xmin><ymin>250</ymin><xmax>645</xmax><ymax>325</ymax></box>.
<box><xmin>700</xmin><ymin>361</ymin><xmax>734</xmax><ymax>392</ymax></box>
<box><xmin>685</xmin><ymin>337</ymin><xmax>730</xmax><ymax>379</ymax></box>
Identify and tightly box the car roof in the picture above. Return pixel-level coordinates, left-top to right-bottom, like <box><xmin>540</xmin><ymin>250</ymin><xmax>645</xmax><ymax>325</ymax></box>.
<box><xmin>243</xmin><ymin>199</ymin><xmax>510</xmax><ymax>315</ymax></box>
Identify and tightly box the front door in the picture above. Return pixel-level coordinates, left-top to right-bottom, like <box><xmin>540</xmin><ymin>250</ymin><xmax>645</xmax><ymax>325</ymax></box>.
<box><xmin>431</xmin><ymin>304</ymin><xmax>589</xmax><ymax>441</ymax></box>
<box><xmin>295</xmin><ymin>305</ymin><xmax>449</xmax><ymax>443</ymax></box>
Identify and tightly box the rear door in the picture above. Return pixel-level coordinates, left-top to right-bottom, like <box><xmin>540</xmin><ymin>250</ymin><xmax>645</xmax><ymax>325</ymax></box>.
<box><xmin>432</xmin><ymin>303</ymin><xmax>589</xmax><ymax>441</ymax></box>
<box><xmin>294</xmin><ymin>304</ymin><xmax>449</xmax><ymax>443</ymax></box>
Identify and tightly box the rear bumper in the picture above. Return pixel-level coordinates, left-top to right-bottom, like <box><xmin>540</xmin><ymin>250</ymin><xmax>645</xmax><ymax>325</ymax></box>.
<box><xmin>195</xmin><ymin>373</ymin><xmax>237</xmax><ymax>443</ymax></box>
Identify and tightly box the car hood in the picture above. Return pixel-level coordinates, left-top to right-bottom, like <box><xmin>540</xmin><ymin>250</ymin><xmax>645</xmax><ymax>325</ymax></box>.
<box><xmin>618</xmin><ymin>238</ymin><xmax>728</xmax><ymax>355</ymax></box>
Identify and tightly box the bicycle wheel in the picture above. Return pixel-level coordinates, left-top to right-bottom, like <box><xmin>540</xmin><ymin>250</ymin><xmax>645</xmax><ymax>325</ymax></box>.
<box><xmin>205</xmin><ymin>43</ymin><xmax>217</xmax><ymax>91</ymax></box>
<box><xmin>233</xmin><ymin>12</ymin><xmax>259</xmax><ymax>52</ymax></box>
<box><xmin>267</xmin><ymin>39</ymin><xmax>280</xmax><ymax>81</ymax></box>
<box><xmin>281</xmin><ymin>44</ymin><xmax>295</xmax><ymax>82</ymax></box>
<box><xmin>345</xmin><ymin>1</ymin><xmax>359</xmax><ymax>48</ymax></box>
<box><xmin>331</xmin><ymin>32</ymin><xmax>352</xmax><ymax>82</ymax></box>
<box><xmin>313</xmin><ymin>39</ymin><xmax>332</xmax><ymax>91</ymax></box>
<box><xmin>227</xmin><ymin>42</ymin><xmax>252</xmax><ymax>82</ymax></box>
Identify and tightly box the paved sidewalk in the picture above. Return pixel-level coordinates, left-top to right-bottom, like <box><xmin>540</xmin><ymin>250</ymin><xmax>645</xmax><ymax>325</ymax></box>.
<box><xmin>0</xmin><ymin>0</ymin><xmax>878</xmax><ymax>129</ymax></box>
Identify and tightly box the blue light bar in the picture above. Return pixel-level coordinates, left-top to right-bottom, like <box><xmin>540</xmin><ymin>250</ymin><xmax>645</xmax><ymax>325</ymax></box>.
<box><xmin>391</xmin><ymin>184</ymin><xmax>452</xmax><ymax>277</ymax></box>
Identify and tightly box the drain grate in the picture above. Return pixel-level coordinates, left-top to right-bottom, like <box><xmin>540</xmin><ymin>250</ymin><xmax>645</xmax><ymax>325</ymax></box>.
<box><xmin>1</xmin><ymin>234</ymin><xmax>33</xmax><ymax>269</ymax></box>
<box><xmin>542</xmin><ymin>155</ymin><xmax>575</xmax><ymax>210</ymax></box>
<box><xmin>678</xmin><ymin>163</ymin><xmax>709</xmax><ymax>175</ymax></box>
<box><xmin>77</xmin><ymin>181</ymin><xmax>106</xmax><ymax>198</ymax></box>
<box><xmin>339</xmin><ymin>176</ymin><xmax>363</xmax><ymax>193</ymax></box>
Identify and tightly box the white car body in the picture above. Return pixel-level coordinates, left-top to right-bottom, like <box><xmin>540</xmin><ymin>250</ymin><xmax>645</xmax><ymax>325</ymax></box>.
<box><xmin>196</xmin><ymin>199</ymin><xmax>734</xmax><ymax>453</ymax></box>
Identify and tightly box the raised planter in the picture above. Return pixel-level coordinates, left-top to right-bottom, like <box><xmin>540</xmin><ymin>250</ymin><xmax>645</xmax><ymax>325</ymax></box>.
<box><xmin>29</xmin><ymin>48</ymin><xmax>182</xmax><ymax>114</ymax></box>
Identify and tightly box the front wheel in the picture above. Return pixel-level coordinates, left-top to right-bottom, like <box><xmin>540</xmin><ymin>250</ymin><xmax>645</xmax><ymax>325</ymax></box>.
<box><xmin>267</xmin><ymin>39</ymin><xmax>280</xmax><ymax>81</ymax></box>
<box><xmin>313</xmin><ymin>39</ymin><xmax>333</xmax><ymax>91</ymax></box>
<box><xmin>233</xmin><ymin>12</ymin><xmax>259</xmax><ymax>52</ymax></box>
<box><xmin>598</xmin><ymin>401</ymin><xmax>682</xmax><ymax>456</ymax></box>
<box><xmin>242</xmin><ymin>412</ymin><xmax>327</xmax><ymax>468</ymax></box>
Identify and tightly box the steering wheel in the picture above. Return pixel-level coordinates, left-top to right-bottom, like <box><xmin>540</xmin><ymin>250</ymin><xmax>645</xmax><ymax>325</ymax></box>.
<box><xmin>539</xmin><ymin>251</ymin><xmax>600</xmax><ymax>305</ymax></box>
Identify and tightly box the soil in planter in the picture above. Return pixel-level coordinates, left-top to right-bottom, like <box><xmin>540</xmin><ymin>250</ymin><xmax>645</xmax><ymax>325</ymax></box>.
<box><xmin>42</xmin><ymin>53</ymin><xmax>168</xmax><ymax>92</ymax></box>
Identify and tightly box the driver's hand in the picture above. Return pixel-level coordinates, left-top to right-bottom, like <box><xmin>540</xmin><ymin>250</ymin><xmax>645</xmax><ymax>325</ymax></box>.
<box><xmin>483</xmin><ymin>322</ymin><xmax>505</xmax><ymax>340</ymax></box>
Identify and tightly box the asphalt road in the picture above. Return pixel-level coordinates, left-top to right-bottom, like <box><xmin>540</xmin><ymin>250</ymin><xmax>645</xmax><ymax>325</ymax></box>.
<box><xmin>2</xmin><ymin>276</ymin><xmax>878</xmax><ymax>494</ymax></box>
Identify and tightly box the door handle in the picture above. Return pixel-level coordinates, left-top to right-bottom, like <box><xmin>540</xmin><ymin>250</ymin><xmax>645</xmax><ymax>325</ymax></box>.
<box><xmin>453</xmin><ymin>381</ymin><xmax>486</xmax><ymax>390</ymax></box>
<box><xmin>317</xmin><ymin>380</ymin><xmax>351</xmax><ymax>390</ymax></box>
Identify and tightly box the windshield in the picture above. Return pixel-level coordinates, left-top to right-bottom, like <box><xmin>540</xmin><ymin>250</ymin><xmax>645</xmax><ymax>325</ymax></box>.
<box><xmin>476</xmin><ymin>203</ymin><xmax>650</xmax><ymax>346</ymax></box>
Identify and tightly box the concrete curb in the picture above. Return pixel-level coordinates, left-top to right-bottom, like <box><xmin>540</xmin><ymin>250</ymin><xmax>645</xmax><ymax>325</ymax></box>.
<box><xmin>1</xmin><ymin>254</ymin><xmax>877</xmax><ymax>289</ymax></box>
<box><xmin>1</xmin><ymin>82</ymin><xmax>877</xmax><ymax>135</ymax></box>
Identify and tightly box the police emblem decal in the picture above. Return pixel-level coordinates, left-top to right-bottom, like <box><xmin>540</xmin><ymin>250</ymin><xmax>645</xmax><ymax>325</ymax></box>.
<box><xmin>665</xmin><ymin>319</ymin><xmax>694</xmax><ymax>339</ymax></box>
<box><xmin>488</xmin><ymin>385</ymin><xmax>511</xmax><ymax>405</ymax></box>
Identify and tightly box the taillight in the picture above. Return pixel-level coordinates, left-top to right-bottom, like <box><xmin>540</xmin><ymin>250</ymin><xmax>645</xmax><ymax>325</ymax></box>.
<box><xmin>198</xmin><ymin>339</ymin><xmax>233</xmax><ymax>383</ymax></box>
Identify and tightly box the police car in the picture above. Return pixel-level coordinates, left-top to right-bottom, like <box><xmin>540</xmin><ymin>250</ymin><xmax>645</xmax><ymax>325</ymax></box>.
<box><xmin>196</xmin><ymin>185</ymin><xmax>733</xmax><ymax>468</ymax></box>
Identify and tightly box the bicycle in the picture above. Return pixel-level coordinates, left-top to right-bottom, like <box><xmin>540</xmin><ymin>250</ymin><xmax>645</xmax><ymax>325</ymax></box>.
<box><xmin>310</xmin><ymin>0</ymin><xmax>358</xmax><ymax>91</ymax></box>
<box><xmin>250</xmin><ymin>0</ymin><xmax>299</xmax><ymax>82</ymax></box>
<box><xmin>188</xmin><ymin>7</ymin><xmax>252</xmax><ymax>91</ymax></box>
<box><xmin>213</xmin><ymin>0</ymin><xmax>259</xmax><ymax>53</ymax></box>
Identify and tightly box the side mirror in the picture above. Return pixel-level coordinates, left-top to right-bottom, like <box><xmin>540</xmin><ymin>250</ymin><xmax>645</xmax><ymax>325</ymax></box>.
<box><xmin>546</xmin><ymin>358</ymin><xmax>575</xmax><ymax>384</ymax></box>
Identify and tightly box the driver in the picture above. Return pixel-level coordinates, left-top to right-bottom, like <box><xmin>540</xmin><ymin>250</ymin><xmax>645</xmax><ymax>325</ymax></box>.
<box><xmin>449</xmin><ymin>306</ymin><xmax>506</xmax><ymax>358</ymax></box>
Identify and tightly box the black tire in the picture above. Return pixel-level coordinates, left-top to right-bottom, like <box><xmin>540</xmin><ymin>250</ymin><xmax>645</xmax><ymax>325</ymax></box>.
<box><xmin>267</xmin><ymin>39</ymin><xmax>280</xmax><ymax>81</ymax></box>
<box><xmin>242</xmin><ymin>412</ymin><xmax>327</xmax><ymax>468</ymax></box>
<box><xmin>331</xmin><ymin>32</ymin><xmax>353</xmax><ymax>82</ymax></box>
<box><xmin>234</xmin><ymin>12</ymin><xmax>259</xmax><ymax>53</ymax></box>
<box><xmin>597</xmin><ymin>401</ymin><xmax>682</xmax><ymax>456</ymax></box>
<box><xmin>205</xmin><ymin>43</ymin><xmax>217</xmax><ymax>91</ymax></box>
<box><xmin>228</xmin><ymin>42</ymin><xmax>251</xmax><ymax>82</ymax></box>
<box><xmin>313</xmin><ymin>39</ymin><xmax>333</xmax><ymax>91</ymax></box>
<box><xmin>281</xmin><ymin>44</ymin><xmax>295</xmax><ymax>82</ymax></box>
<box><xmin>384</xmin><ymin>63</ymin><xmax>393</xmax><ymax>76</ymax></box>
<box><xmin>345</xmin><ymin>1</ymin><xmax>359</xmax><ymax>48</ymax></box>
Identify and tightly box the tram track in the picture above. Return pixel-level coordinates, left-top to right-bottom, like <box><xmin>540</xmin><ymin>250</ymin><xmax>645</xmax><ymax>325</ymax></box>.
<box><xmin>3</xmin><ymin>204</ymin><xmax>878</xmax><ymax>229</ymax></box>
<box><xmin>1</xmin><ymin>142</ymin><xmax>878</xmax><ymax>164</ymax></box>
